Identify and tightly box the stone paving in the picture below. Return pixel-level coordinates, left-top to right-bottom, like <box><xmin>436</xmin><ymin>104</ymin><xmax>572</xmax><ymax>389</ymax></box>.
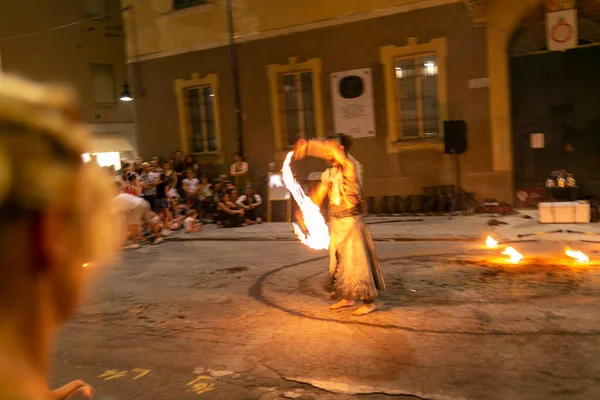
<box><xmin>49</xmin><ymin>213</ymin><xmax>600</xmax><ymax>400</ymax></box>
<box><xmin>171</xmin><ymin>211</ymin><xmax>600</xmax><ymax>243</ymax></box>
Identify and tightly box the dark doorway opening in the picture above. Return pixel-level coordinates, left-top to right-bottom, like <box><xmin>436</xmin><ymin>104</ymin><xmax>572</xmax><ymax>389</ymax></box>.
<box><xmin>511</xmin><ymin>45</ymin><xmax>600</xmax><ymax>197</ymax></box>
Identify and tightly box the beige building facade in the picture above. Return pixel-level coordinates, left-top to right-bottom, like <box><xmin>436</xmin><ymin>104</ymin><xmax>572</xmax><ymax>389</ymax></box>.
<box><xmin>123</xmin><ymin>0</ymin><xmax>600</xmax><ymax>203</ymax></box>
<box><xmin>0</xmin><ymin>0</ymin><xmax>136</xmax><ymax>164</ymax></box>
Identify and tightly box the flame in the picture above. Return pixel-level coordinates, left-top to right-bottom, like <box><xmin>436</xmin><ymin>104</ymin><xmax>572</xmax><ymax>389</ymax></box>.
<box><xmin>565</xmin><ymin>247</ymin><xmax>589</xmax><ymax>263</ymax></box>
<box><xmin>486</xmin><ymin>235</ymin><xmax>499</xmax><ymax>248</ymax></box>
<box><xmin>502</xmin><ymin>247</ymin><xmax>524</xmax><ymax>263</ymax></box>
<box><xmin>282</xmin><ymin>152</ymin><xmax>330</xmax><ymax>250</ymax></box>
<box><xmin>82</xmin><ymin>263</ymin><xmax>89</xmax><ymax>268</ymax></box>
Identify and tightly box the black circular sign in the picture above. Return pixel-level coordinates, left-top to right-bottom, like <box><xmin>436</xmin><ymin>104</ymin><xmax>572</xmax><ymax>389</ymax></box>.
<box><xmin>339</xmin><ymin>76</ymin><xmax>364</xmax><ymax>99</ymax></box>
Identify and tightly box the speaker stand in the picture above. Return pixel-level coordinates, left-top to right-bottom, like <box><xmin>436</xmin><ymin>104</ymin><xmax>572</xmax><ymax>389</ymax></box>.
<box><xmin>448</xmin><ymin>153</ymin><xmax>478</xmax><ymax>220</ymax></box>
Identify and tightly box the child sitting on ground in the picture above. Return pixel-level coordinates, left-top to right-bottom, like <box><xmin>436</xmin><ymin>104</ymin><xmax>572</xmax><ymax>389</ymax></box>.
<box><xmin>169</xmin><ymin>195</ymin><xmax>189</xmax><ymax>230</ymax></box>
<box><xmin>184</xmin><ymin>210</ymin><xmax>203</xmax><ymax>233</ymax></box>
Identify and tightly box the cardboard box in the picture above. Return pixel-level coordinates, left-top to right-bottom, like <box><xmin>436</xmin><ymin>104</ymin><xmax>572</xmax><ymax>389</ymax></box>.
<box><xmin>538</xmin><ymin>201</ymin><xmax>590</xmax><ymax>224</ymax></box>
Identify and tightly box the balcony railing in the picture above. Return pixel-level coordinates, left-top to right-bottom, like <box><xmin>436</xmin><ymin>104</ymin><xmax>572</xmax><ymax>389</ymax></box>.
<box><xmin>173</xmin><ymin>0</ymin><xmax>209</xmax><ymax>11</ymax></box>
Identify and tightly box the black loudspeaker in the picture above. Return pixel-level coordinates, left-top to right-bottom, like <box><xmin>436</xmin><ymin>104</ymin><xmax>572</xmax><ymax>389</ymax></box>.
<box><xmin>444</xmin><ymin>120</ymin><xmax>468</xmax><ymax>154</ymax></box>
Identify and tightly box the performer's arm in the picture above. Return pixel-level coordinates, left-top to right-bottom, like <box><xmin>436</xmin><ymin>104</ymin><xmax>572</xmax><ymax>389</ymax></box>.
<box><xmin>311</xmin><ymin>183</ymin><xmax>329</xmax><ymax>207</ymax></box>
<box><xmin>293</xmin><ymin>139</ymin><xmax>326</xmax><ymax>160</ymax></box>
<box><xmin>293</xmin><ymin>139</ymin><xmax>356</xmax><ymax>180</ymax></box>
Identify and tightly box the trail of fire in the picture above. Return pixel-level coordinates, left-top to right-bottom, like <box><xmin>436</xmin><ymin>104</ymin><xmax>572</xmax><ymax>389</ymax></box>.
<box><xmin>486</xmin><ymin>235</ymin><xmax>498</xmax><ymax>248</ymax></box>
<box><xmin>502</xmin><ymin>247</ymin><xmax>524</xmax><ymax>263</ymax></box>
<box><xmin>282</xmin><ymin>152</ymin><xmax>330</xmax><ymax>250</ymax></box>
<box><xmin>565</xmin><ymin>247</ymin><xmax>589</xmax><ymax>263</ymax></box>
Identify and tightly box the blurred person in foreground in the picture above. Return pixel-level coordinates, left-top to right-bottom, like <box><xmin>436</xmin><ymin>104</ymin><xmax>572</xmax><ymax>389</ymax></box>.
<box><xmin>293</xmin><ymin>134</ymin><xmax>386</xmax><ymax>316</ymax></box>
<box><xmin>0</xmin><ymin>75</ymin><xmax>118</xmax><ymax>399</ymax></box>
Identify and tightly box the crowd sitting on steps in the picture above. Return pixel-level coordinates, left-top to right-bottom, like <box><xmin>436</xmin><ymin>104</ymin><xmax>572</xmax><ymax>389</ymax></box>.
<box><xmin>108</xmin><ymin>152</ymin><xmax>264</xmax><ymax>250</ymax></box>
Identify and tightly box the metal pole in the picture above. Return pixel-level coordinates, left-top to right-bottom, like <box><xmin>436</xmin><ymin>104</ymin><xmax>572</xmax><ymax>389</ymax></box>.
<box><xmin>226</xmin><ymin>0</ymin><xmax>244</xmax><ymax>156</ymax></box>
<box><xmin>455</xmin><ymin>153</ymin><xmax>461</xmax><ymax>188</ymax></box>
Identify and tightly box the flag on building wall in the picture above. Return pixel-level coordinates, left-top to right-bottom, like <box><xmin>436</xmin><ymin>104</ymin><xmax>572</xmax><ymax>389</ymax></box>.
<box><xmin>546</xmin><ymin>1</ymin><xmax>578</xmax><ymax>51</ymax></box>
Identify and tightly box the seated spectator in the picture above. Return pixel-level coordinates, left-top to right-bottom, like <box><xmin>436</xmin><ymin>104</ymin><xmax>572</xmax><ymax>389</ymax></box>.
<box><xmin>0</xmin><ymin>74</ymin><xmax>118</xmax><ymax>400</ymax></box>
<box><xmin>184</xmin><ymin>210</ymin><xmax>203</xmax><ymax>233</ymax></box>
<box><xmin>236</xmin><ymin>185</ymin><xmax>263</xmax><ymax>224</ymax></box>
<box><xmin>111</xmin><ymin>182</ymin><xmax>164</xmax><ymax>249</ymax></box>
<box><xmin>125</xmin><ymin>173</ymin><xmax>142</xmax><ymax>196</ymax></box>
<box><xmin>198</xmin><ymin>175</ymin><xmax>214</xmax><ymax>222</ymax></box>
<box><xmin>213</xmin><ymin>180</ymin><xmax>225</xmax><ymax>202</ymax></box>
<box><xmin>231</xmin><ymin>189</ymin><xmax>240</xmax><ymax>204</ymax></box>
<box><xmin>182</xmin><ymin>168</ymin><xmax>200</xmax><ymax>207</ymax></box>
<box><xmin>170</xmin><ymin>195</ymin><xmax>189</xmax><ymax>230</ymax></box>
<box><xmin>217</xmin><ymin>191</ymin><xmax>245</xmax><ymax>228</ymax></box>
<box><xmin>212</xmin><ymin>180</ymin><xmax>226</xmax><ymax>226</ymax></box>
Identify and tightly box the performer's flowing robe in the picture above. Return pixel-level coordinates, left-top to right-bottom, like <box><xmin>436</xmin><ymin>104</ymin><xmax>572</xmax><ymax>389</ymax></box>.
<box><xmin>322</xmin><ymin>155</ymin><xmax>386</xmax><ymax>300</ymax></box>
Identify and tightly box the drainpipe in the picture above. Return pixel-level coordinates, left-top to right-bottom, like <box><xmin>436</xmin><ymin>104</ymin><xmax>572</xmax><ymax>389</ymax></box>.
<box><xmin>225</xmin><ymin>0</ymin><xmax>244</xmax><ymax>156</ymax></box>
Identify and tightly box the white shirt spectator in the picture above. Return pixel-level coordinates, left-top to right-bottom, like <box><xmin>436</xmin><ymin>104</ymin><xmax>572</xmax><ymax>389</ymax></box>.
<box><xmin>182</xmin><ymin>178</ymin><xmax>200</xmax><ymax>193</ymax></box>
<box><xmin>184</xmin><ymin>216</ymin><xmax>196</xmax><ymax>231</ymax></box>
<box><xmin>111</xmin><ymin>193</ymin><xmax>145</xmax><ymax>214</ymax></box>
<box><xmin>236</xmin><ymin>193</ymin><xmax>262</xmax><ymax>208</ymax></box>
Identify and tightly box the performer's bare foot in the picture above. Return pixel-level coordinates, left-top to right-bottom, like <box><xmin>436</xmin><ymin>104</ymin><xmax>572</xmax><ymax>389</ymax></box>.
<box><xmin>353</xmin><ymin>303</ymin><xmax>378</xmax><ymax>316</ymax></box>
<box><xmin>330</xmin><ymin>299</ymin><xmax>356</xmax><ymax>310</ymax></box>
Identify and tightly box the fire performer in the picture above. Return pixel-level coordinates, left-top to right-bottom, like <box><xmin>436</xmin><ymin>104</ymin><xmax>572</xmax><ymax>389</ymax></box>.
<box><xmin>293</xmin><ymin>134</ymin><xmax>385</xmax><ymax>316</ymax></box>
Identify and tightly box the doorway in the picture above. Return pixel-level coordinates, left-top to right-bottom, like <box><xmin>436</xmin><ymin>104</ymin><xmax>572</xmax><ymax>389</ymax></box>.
<box><xmin>511</xmin><ymin>45</ymin><xmax>600</xmax><ymax>196</ymax></box>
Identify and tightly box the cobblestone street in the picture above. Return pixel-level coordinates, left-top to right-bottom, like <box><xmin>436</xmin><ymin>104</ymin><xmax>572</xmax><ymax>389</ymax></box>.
<box><xmin>50</xmin><ymin>218</ymin><xmax>600</xmax><ymax>400</ymax></box>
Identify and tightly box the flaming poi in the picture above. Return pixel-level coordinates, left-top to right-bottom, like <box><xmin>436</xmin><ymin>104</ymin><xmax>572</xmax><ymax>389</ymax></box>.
<box><xmin>486</xmin><ymin>235</ymin><xmax>499</xmax><ymax>248</ymax></box>
<box><xmin>565</xmin><ymin>247</ymin><xmax>589</xmax><ymax>263</ymax></box>
<box><xmin>502</xmin><ymin>247</ymin><xmax>524</xmax><ymax>263</ymax></box>
<box><xmin>282</xmin><ymin>152</ymin><xmax>330</xmax><ymax>250</ymax></box>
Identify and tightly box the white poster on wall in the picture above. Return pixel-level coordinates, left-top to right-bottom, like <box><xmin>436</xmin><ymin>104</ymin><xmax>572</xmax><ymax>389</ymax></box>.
<box><xmin>330</xmin><ymin>68</ymin><xmax>375</xmax><ymax>138</ymax></box>
<box><xmin>546</xmin><ymin>8</ymin><xmax>578</xmax><ymax>51</ymax></box>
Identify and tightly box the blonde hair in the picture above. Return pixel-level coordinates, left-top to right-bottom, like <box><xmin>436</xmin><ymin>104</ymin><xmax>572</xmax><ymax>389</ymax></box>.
<box><xmin>0</xmin><ymin>74</ymin><xmax>117</xmax><ymax>266</ymax></box>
